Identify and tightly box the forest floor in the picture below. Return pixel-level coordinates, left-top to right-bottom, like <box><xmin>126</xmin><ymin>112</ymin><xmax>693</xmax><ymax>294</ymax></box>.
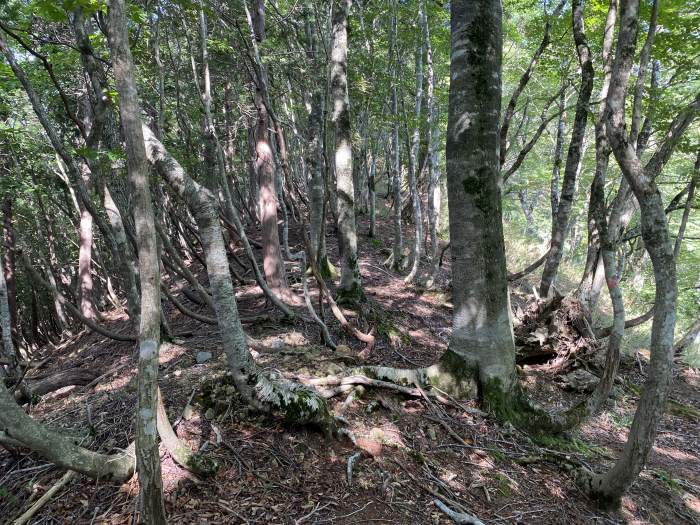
<box><xmin>1</xmin><ymin>207</ymin><xmax>700</xmax><ymax>525</ymax></box>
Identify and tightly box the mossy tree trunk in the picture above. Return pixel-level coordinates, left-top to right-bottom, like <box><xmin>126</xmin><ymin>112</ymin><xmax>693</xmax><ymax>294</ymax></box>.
<box><xmin>445</xmin><ymin>0</ymin><xmax>517</xmax><ymax>398</ymax></box>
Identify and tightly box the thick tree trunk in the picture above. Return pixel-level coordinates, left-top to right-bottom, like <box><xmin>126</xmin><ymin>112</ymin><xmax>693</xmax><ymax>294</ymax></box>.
<box><xmin>539</xmin><ymin>0</ymin><xmax>594</xmax><ymax>297</ymax></box>
<box><xmin>107</xmin><ymin>0</ymin><xmax>166</xmax><ymax>521</ymax></box>
<box><xmin>446</xmin><ymin>0</ymin><xmax>516</xmax><ymax>395</ymax></box>
<box><xmin>331</xmin><ymin>0</ymin><xmax>363</xmax><ymax>302</ymax></box>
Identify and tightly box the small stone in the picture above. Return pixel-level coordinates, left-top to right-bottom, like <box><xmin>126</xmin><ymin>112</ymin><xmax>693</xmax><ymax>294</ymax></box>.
<box><xmin>196</xmin><ymin>351</ymin><xmax>213</xmax><ymax>364</ymax></box>
<box><xmin>182</xmin><ymin>404</ymin><xmax>195</xmax><ymax>421</ymax></box>
<box><xmin>204</xmin><ymin>408</ymin><xmax>215</xmax><ymax>420</ymax></box>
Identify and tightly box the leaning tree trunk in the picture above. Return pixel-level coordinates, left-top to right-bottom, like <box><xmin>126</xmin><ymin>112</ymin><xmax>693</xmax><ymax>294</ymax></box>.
<box><xmin>331</xmin><ymin>0</ymin><xmax>363</xmax><ymax>302</ymax></box>
<box><xmin>539</xmin><ymin>2</ymin><xmax>594</xmax><ymax>298</ymax></box>
<box><xmin>0</xmin><ymin>247</ymin><xmax>134</xmax><ymax>477</ymax></box>
<box><xmin>106</xmin><ymin>0</ymin><xmax>166</xmax><ymax>522</ymax></box>
<box><xmin>142</xmin><ymin>126</ymin><xmax>334</xmax><ymax>432</ymax></box>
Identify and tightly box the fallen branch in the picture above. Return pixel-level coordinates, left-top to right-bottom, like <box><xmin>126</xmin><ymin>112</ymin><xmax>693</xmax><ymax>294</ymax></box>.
<box><xmin>12</xmin><ymin>470</ymin><xmax>75</xmax><ymax>525</ymax></box>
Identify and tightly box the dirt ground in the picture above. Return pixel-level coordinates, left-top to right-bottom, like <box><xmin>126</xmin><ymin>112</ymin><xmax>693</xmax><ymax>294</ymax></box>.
<box><xmin>1</xmin><ymin>209</ymin><xmax>699</xmax><ymax>525</ymax></box>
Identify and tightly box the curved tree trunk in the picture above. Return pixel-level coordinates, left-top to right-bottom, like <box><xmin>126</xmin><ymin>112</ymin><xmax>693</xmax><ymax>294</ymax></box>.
<box><xmin>579</xmin><ymin>0</ymin><xmax>699</xmax><ymax>506</ymax></box>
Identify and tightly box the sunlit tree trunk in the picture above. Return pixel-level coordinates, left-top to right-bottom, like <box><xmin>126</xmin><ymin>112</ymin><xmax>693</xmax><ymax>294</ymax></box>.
<box><xmin>331</xmin><ymin>0</ymin><xmax>363</xmax><ymax>301</ymax></box>
<box><xmin>422</xmin><ymin>0</ymin><xmax>441</xmax><ymax>282</ymax></box>
<box><xmin>106</xmin><ymin>0</ymin><xmax>166</xmax><ymax>521</ymax></box>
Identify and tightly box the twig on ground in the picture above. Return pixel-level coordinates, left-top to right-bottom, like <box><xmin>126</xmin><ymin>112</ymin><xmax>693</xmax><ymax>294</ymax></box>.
<box><xmin>294</xmin><ymin>501</ymin><xmax>333</xmax><ymax>525</ymax></box>
<box><xmin>434</xmin><ymin>499</ymin><xmax>485</xmax><ymax>525</ymax></box>
<box><xmin>12</xmin><ymin>470</ymin><xmax>75</xmax><ymax>525</ymax></box>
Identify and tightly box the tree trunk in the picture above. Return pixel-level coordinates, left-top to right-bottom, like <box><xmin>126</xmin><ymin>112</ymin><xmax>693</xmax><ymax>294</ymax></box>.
<box><xmin>550</xmin><ymin>89</ymin><xmax>566</xmax><ymax>223</ymax></box>
<box><xmin>446</xmin><ymin>0</ymin><xmax>516</xmax><ymax>396</ymax></box>
<box><xmin>0</xmin><ymin>245</ymin><xmax>17</xmax><ymax>377</ymax></box>
<box><xmin>422</xmin><ymin>0</ymin><xmax>441</xmax><ymax>283</ymax></box>
<box><xmin>577</xmin><ymin>0</ymin><xmax>616</xmax><ymax>311</ymax></box>
<box><xmin>2</xmin><ymin>197</ymin><xmax>18</xmax><ymax>345</ymax></box>
<box><xmin>331</xmin><ymin>0</ymin><xmax>363</xmax><ymax>302</ymax></box>
<box><xmin>368</xmin><ymin>152</ymin><xmax>377</xmax><ymax>237</ymax></box>
<box><xmin>106</xmin><ymin>0</ymin><xmax>166</xmax><ymax>521</ymax></box>
<box><xmin>580</xmin><ymin>0</ymin><xmax>691</xmax><ymax>505</ymax></box>
<box><xmin>405</xmin><ymin>35</ymin><xmax>424</xmax><ymax>284</ymax></box>
<box><xmin>78</xmin><ymin>204</ymin><xmax>95</xmax><ymax>320</ymax></box>
<box><xmin>539</xmin><ymin>0</ymin><xmax>594</xmax><ymax>298</ymax></box>
<box><xmin>389</xmin><ymin>1</ymin><xmax>403</xmax><ymax>271</ymax></box>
